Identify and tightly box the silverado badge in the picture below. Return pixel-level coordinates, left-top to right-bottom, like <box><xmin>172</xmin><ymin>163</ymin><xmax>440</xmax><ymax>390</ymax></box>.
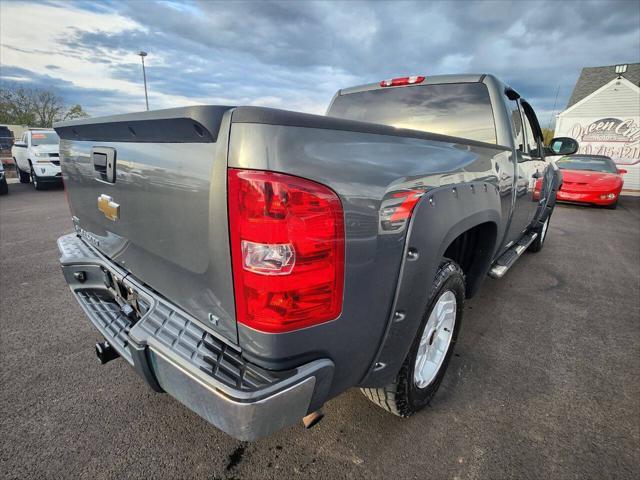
<box><xmin>98</xmin><ymin>194</ymin><xmax>120</xmax><ymax>221</ymax></box>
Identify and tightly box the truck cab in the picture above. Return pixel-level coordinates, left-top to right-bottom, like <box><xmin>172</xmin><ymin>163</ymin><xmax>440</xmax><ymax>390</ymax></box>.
<box><xmin>327</xmin><ymin>74</ymin><xmax>565</xmax><ymax>258</ymax></box>
<box><xmin>12</xmin><ymin>129</ymin><xmax>61</xmax><ymax>190</ymax></box>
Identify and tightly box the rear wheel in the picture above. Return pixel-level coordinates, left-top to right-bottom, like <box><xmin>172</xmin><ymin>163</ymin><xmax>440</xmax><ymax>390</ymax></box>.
<box><xmin>361</xmin><ymin>261</ymin><xmax>465</xmax><ymax>416</ymax></box>
<box><xmin>0</xmin><ymin>176</ymin><xmax>7</xmax><ymax>195</ymax></box>
<box><xmin>15</xmin><ymin>162</ymin><xmax>30</xmax><ymax>183</ymax></box>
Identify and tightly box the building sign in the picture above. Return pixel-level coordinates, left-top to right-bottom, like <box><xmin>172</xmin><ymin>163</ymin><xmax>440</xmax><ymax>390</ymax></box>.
<box><xmin>567</xmin><ymin>117</ymin><xmax>640</xmax><ymax>165</ymax></box>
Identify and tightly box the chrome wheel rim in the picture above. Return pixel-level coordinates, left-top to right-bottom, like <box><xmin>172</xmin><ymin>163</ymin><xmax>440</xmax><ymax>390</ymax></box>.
<box><xmin>540</xmin><ymin>217</ymin><xmax>549</xmax><ymax>243</ymax></box>
<box><xmin>414</xmin><ymin>290</ymin><xmax>457</xmax><ymax>388</ymax></box>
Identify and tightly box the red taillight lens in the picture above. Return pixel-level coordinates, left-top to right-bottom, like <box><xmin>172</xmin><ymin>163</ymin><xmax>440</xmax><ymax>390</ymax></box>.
<box><xmin>380</xmin><ymin>75</ymin><xmax>426</xmax><ymax>87</ymax></box>
<box><xmin>534</xmin><ymin>178</ymin><xmax>543</xmax><ymax>191</ymax></box>
<box><xmin>389</xmin><ymin>190</ymin><xmax>424</xmax><ymax>221</ymax></box>
<box><xmin>379</xmin><ymin>189</ymin><xmax>425</xmax><ymax>232</ymax></box>
<box><xmin>228</xmin><ymin>169</ymin><xmax>345</xmax><ymax>333</ymax></box>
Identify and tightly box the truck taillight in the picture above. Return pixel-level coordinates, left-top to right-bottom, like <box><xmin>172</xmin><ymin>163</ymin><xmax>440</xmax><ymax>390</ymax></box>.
<box><xmin>388</xmin><ymin>190</ymin><xmax>424</xmax><ymax>221</ymax></box>
<box><xmin>228</xmin><ymin>169</ymin><xmax>345</xmax><ymax>333</ymax></box>
<box><xmin>379</xmin><ymin>189</ymin><xmax>425</xmax><ymax>232</ymax></box>
<box><xmin>380</xmin><ymin>75</ymin><xmax>425</xmax><ymax>87</ymax></box>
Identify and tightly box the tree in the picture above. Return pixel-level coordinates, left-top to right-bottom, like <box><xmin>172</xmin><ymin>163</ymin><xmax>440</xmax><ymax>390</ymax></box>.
<box><xmin>0</xmin><ymin>86</ymin><xmax>36</xmax><ymax>126</ymax></box>
<box><xmin>0</xmin><ymin>85</ymin><xmax>89</xmax><ymax>127</ymax></box>
<box><xmin>63</xmin><ymin>104</ymin><xmax>89</xmax><ymax>121</ymax></box>
<box><xmin>32</xmin><ymin>89</ymin><xmax>64</xmax><ymax>127</ymax></box>
<box><xmin>541</xmin><ymin>128</ymin><xmax>555</xmax><ymax>146</ymax></box>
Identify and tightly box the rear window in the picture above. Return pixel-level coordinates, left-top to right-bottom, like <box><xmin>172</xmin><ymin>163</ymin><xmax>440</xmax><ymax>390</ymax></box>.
<box><xmin>556</xmin><ymin>155</ymin><xmax>618</xmax><ymax>174</ymax></box>
<box><xmin>328</xmin><ymin>82</ymin><xmax>497</xmax><ymax>144</ymax></box>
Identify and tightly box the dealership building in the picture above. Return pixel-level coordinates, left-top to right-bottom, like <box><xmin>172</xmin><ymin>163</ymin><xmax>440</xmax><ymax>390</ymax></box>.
<box><xmin>554</xmin><ymin>63</ymin><xmax>640</xmax><ymax>194</ymax></box>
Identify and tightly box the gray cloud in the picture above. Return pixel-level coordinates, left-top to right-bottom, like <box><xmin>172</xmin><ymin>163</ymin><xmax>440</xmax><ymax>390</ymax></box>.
<box><xmin>3</xmin><ymin>0</ymin><xmax>639</xmax><ymax>120</ymax></box>
<box><xmin>0</xmin><ymin>65</ymin><xmax>143</xmax><ymax>111</ymax></box>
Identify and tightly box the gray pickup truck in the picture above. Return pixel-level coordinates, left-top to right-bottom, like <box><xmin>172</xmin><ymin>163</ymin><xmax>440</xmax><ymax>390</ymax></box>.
<box><xmin>54</xmin><ymin>74</ymin><xmax>577</xmax><ymax>440</ymax></box>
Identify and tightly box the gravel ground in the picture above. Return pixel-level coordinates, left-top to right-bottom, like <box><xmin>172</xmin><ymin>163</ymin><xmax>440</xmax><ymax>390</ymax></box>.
<box><xmin>1</xmin><ymin>183</ymin><xmax>639</xmax><ymax>480</ymax></box>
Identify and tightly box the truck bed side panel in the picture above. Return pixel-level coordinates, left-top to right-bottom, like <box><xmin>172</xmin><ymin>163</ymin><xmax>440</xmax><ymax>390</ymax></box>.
<box><xmin>228</xmin><ymin>109</ymin><xmax>509</xmax><ymax>397</ymax></box>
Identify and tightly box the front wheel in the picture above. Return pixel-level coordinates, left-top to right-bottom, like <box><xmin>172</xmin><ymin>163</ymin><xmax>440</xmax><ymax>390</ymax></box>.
<box><xmin>361</xmin><ymin>261</ymin><xmax>465</xmax><ymax>417</ymax></box>
<box><xmin>30</xmin><ymin>166</ymin><xmax>44</xmax><ymax>191</ymax></box>
<box><xmin>15</xmin><ymin>162</ymin><xmax>30</xmax><ymax>183</ymax></box>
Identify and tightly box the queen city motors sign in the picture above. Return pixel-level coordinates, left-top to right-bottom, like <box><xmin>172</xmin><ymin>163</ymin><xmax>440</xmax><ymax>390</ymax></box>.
<box><xmin>570</xmin><ymin>117</ymin><xmax>640</xmax><ymax>165</ymax></box>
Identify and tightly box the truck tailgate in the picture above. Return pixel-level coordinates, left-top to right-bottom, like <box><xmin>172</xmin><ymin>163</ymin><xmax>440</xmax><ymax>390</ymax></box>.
<box><xmin>54</xmin><ymin>106</ymin><xmax>239</xmax><ymax>343</ymax></box>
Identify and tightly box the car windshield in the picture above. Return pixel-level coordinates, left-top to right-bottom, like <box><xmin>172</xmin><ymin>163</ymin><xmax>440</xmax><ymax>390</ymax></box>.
<box><xmin>556</xmin><ymin>156</ymin><xmax>618</xmax><ymax>174</ymax></box>
<box><xmin>31</xmin><ymin>131</ymin><xmax>59</xmax><ymax>146</ymax></box>
<box><xmin>327</xmin><ymin>82</ymin><xmax>497</xmax><ymax>144</ymax></box>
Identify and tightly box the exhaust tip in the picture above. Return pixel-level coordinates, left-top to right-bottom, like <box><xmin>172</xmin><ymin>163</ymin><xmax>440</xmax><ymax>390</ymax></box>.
<box><xmin>302</xmin><ymin>409</ymin><xmax>324</xmax><ymax>429</ymax></box>
<box><xmin>95</xmin><ymin>341</ymin><xmax>120</xmax><ymax>365</ymax></box>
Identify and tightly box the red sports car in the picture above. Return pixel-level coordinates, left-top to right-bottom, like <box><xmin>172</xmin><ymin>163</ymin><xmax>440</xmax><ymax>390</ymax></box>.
<box><xmin>535</xmin><ymin>154</ymin><xmax>626</xmax><ymax>209</ymax></box>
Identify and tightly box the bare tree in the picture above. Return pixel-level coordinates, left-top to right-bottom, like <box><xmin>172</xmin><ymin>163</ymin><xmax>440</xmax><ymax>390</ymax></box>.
<box><xmin>541</xmin><ymin>128</ymin><xmax>555</xmax><ymax>146</ymax></box>
<box><xmin>33</xmin><ymin>89</ymin><xmax>65</xmax><ymax>127</ymax></box>
<box><xmin>0</xmin><ymin>85</ymin><xmax>89</xmax><ymax>127</ymax></box>
<box><xmin>63</xmin><ymin>104</ymin><xmax>89</xmax><ymax>121</ymax></box>
<box><xmin>0</xmin><ymin>87</ymin><xmax>36</xmax><ymax>126</ymax></box>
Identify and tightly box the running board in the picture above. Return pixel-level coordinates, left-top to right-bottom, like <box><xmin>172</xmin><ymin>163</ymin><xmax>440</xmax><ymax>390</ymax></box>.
<box><xmin>489</xmin><ymin>232</ymin><xmax>538</xmax><ymax>279</ymax></box>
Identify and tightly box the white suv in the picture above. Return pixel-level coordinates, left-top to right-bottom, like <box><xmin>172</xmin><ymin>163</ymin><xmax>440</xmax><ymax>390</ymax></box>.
<box><xmin>12</xmin><ymin>129</ymin><xmax>61</xmax><ymax>190</ymax></box>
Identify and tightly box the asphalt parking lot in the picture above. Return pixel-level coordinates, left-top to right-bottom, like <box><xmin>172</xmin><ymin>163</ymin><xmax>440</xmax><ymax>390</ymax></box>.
<box><xmin>1</xmin><ymin>183</ymin><xmax>639</xmax><ymax>480</ymax></box>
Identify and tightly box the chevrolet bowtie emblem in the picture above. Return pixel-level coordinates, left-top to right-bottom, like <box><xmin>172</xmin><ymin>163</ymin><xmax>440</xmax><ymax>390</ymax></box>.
<box><xmin>98</xmin><ymin>194</ymin><xmax>120</xmax><ymax>221</ymax></box>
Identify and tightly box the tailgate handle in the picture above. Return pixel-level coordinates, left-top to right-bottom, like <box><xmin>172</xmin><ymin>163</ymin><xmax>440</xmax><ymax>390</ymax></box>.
<box><xmin>92</xmin><ymin>147</ymin><xmax>117</xmax><ymax>183</ymax></box>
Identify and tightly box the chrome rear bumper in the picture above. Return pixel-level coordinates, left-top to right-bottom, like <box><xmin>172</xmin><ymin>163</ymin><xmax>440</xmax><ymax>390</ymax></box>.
<box><xmin>57</xmin><ymin>233</ymin><xmax>333</xmax><ymax>440</ymax></box>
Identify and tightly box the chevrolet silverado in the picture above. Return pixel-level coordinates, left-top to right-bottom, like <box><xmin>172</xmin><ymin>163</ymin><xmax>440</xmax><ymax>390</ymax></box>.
<box><xmin>54</xmin><ymin>74</ymin><xmax>577</xmax><ymax>440</ymax></box>
<box><xmin>12</xmin><ymin>128</ymin><xmax>62</xmax><ymax>189</ymax></box>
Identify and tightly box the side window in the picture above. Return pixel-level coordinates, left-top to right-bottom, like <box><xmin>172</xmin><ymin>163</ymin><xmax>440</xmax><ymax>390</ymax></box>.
<box><xmin>520</xmin><ymin>106</ymin><xmax>539</xmax><ymax>156</ymax></box>
<box><xmin>506</xmin><ymin>98</ymin><xmax>524</xmax><ymax>151</ymax></box>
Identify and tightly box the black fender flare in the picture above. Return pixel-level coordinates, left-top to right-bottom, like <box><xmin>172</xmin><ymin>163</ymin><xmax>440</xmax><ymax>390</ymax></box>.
<box><xmin>533</xmin><ymin>163</ymin><xmax>562</xmax><ymax>228</ymax></box>
<box><xmin>360</xmin><ymin>181</ymin><xmax>502</xmax><ymax>387</ymax></box>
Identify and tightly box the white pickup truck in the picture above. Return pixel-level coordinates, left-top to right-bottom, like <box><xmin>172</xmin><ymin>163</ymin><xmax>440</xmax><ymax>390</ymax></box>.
<box><xmin>12</xmin><ymin>129</ymin><xmax>62</xmax><ymax>190</ymax></box>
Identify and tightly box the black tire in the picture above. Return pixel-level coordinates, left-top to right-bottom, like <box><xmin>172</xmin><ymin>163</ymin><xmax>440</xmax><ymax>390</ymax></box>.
<box><xmin>15</xmin><ymin>162</ymin><xmax>30</xmax><ymax>183</ymax></box>
<box><xmin>528</xmin><ymin>213</ymin><xmax>551</xmax><ymax>253</ymax></box>
<box><xmin>30</xmin><ymin>165</ymin><xmax>44</xmax><ymax>191</ymax></box>
<box><xmin>0</xmin><ymin>177</ymin><xmax>8</xmax><ymax>195</ymax></box>
<box><xmin>361</xmin><ymin>260</ymin><xmax>465</xmax><ymax>417</ymax></box>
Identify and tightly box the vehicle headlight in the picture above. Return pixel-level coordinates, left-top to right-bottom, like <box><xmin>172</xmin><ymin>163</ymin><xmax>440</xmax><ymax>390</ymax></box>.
<box><xmin>34</xmin><ymin>152</ymin><xmax>51</xmax><ymax>163</ymax></box>
<box><xmin>600</xmin><ymin>193</ymin><xmax>617</xmax><ymax>200</ymax></box>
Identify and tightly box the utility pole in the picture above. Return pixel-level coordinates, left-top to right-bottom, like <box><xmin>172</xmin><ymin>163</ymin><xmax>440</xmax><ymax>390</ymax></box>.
<box><xmin>547</xmin><ymin>84</ymin><xmax>560</xmax><ymax>133</ymax></box>
<box><xmin>138</xmin><ymin>51</ymin><xmax>149</xmax><ymax>111</ymax></box>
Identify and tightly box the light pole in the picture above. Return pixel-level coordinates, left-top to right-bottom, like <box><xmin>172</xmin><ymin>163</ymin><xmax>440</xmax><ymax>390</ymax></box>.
<box><xmin>138</xmin><ymin>51</ymin><xmax>149</xmax><ymax>111</ymax></box>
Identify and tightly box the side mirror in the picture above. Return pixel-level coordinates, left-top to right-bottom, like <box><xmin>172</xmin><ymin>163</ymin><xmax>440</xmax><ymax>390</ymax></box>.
<box><xmin>548</xmin><ymin>137</ymin><xmax>578</xmax><ymax>156</ymax></box>
<box><xmin>618</xmin><ymin>168</ymin><xmax>627</xmax><ymax>175</ymax></box>
<box><xmin>14</xmin><ymin>141</ymin><xmax>27</xmax><ymax>148</ymax></box>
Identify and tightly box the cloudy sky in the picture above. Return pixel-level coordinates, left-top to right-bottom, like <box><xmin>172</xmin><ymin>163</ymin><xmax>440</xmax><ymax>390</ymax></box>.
<box><xmin>1</xmin><ymin>0</ymin><xmax>639</xmax><ymax>125</ymax></box>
